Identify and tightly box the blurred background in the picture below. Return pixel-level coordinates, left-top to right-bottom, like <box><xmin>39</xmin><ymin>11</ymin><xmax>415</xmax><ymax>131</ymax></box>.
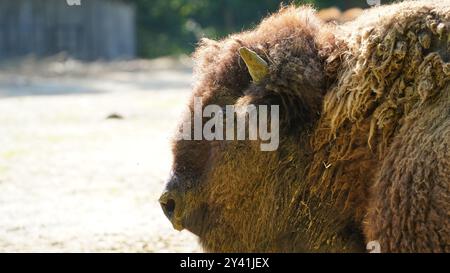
<box><xmin>0</xmin><ymin>0</ymin><xmax>390</xmax><ymax>252</ymax></box>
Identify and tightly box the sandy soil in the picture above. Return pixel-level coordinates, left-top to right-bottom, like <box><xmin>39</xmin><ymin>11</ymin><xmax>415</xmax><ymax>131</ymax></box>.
<box><xmin>0</xmin><ymin>56</ymin><xmax>203</xmax><ymax>252</ymax></box>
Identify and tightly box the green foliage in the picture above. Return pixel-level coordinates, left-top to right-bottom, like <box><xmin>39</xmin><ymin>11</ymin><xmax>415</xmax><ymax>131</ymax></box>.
<box><xmin>130</xmin><ymin>0</ymin><xmax>369</xmax><ymax>58</ymax></box>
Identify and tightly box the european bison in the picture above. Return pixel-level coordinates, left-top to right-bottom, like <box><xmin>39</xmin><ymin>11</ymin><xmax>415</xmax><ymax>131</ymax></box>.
<box><xmin>160</xmin><ymin>1</ymin><xmax>450</xmax><ymax>252</ymax></box>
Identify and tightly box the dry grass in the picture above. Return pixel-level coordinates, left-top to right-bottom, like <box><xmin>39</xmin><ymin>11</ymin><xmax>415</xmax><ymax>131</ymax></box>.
<box><xmin>0</xmin><ymin>56</ymin><xmax>202</xmax><ymax>252</ymax></box>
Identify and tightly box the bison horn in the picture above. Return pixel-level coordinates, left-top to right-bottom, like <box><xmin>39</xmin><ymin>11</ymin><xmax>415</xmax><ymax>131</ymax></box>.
<box><xmin>238</xmin><ymin>47</ymin><xmax>269</xmax><ymax>82</ymax></box>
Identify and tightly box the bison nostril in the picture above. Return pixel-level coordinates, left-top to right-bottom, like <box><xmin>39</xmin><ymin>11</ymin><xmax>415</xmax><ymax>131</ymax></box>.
<box><xmin>159</xmin><ymin>190</ymin><xmax>178</xmax><ymax>219</ymax></box>
<box><xmin>159</xmin><ymin>190</ymin><xmax>184</xmax><ymax>231</ymax></box>
<box><xmin>162</xmin><ymin>198</ymin><xmax>176</xmax><ymax>218</ymax></box>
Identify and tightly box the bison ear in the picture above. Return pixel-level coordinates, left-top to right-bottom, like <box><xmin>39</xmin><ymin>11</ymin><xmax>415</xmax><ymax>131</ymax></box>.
<box><xmin>238</xmin><ymin>47</ymin><xmax>269</xmax><ymax>83</ymax></box>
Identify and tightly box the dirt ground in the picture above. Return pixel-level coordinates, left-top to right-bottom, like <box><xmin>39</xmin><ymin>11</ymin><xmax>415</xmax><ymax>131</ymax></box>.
<box><xmin>0</xmin><ymin>56</ymin><xmax>203</xmax><ymax>252</ymax></box>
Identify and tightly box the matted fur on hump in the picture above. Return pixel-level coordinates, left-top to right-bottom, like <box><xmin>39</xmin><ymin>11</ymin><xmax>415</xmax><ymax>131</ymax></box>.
<box><xmin>308</xmin><ymin>1</ymin><xmax>450</xmax><ymax>219</ymax></box>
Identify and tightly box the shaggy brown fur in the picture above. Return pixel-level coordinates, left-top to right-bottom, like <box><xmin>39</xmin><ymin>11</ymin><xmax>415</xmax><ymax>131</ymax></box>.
<box><xmin>164</xmin><ymin>1</ymin><xmax>449</xmax><ymax>252</ymax></box>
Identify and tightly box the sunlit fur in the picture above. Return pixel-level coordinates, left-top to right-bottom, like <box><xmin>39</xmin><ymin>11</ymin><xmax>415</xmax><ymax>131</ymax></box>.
<box><xmin>168</xmin><ymin>1</ymin><xmax>449</xmax><ymax>252</ymax></box>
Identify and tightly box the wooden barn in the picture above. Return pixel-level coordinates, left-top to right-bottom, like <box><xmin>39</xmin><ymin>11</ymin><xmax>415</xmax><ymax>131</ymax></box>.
<box><xmin>0</xmin><ymin>0</ymin><xmax>135</xmax><ymax>60</ymax></box>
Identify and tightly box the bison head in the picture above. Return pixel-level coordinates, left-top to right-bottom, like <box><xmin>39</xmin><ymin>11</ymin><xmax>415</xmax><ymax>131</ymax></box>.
<box><xmin>159</xmin><ymin>6</ymin><xmax>364</xmax><ymax>252</ymax></box>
